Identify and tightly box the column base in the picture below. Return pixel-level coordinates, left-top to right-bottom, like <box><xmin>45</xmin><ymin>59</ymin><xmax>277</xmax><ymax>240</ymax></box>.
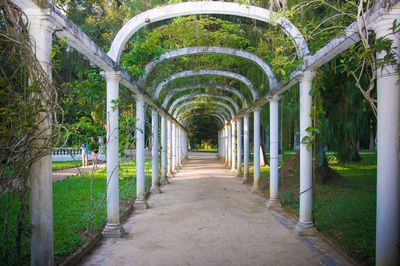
<box><xmin>296</xmin><ymin>222</ymin><xmax>317</xmax><ymax>236</ymax></box>
<box><xmin>150</xmin><ymin>186</ymin><xmax>161</xmax><ymax>194</ymax></box>
<box><xmin>167</xmin><ymin>171</ymin><xmax>174</xmax><ymax>178</ymax></box>
<box><xmin>236</xmin><ymin>173</ymin><xmax>242</xmax><ymax>178</ymax></box>
<box><xmin>251</xmin><ymin>186</ymin><xmax>261</xmax><ymax>193</ymax></box>
<box><xmin>102</xmin><ymin>223</ymin><xmax>125</xmax><ymax>238</ymax></box>
<box><xmin>134</xmin><ymin>199</ymin><xmax>149</xmax><ymax>210</ymax></box>
<box><xmin>160</xmin><ymin>176</ymin><xmax>168</xmax><ymax>185</ymax></box>
<box><xmin>267</xmin><ymin>199</ymin><xmax>282</xmax><ymax>209</ymax></box>
<box><xmin>242</xmin><ymin>178</ymin><xmax>250</xmax><ymax>184</ymax></box>
<box><xmin>230</xmin><ymin>169</ymin><xmax>237</xmax><ymax>174</ymax></box>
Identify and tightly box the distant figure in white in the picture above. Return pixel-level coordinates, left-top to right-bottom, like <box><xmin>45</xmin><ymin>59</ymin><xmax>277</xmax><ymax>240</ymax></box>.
<box><xmin>91</xmin><ymin>149</ymin><xmax>99</xmax><ymax>168</ymax></box>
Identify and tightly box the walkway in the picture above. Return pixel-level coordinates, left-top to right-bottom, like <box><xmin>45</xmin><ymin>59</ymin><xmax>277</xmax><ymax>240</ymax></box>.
<box><xmin>81</xmin><ymin>152</ymin><xmax>352</xmax><ymax>266</ymax></box>
<box><xmin>52</xmin><ymin>164</ymin><xmax>106</xmax><ymax>182</ymax></box>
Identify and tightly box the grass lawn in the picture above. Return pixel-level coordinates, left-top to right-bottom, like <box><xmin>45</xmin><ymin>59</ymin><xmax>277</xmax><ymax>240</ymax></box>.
<box><xmin>249</xmin><ymin>151</ymin><xmax>377</xmax><ymax>265</ymax></box>
<box><xmin>191</xmin><ymin>148</ymin><xmax>218</xmax><ymax>152</ymax></box>
<box><xmin>0</xmin><ymin>160</ymin><xmax>153</xmax><ymax>264</ymax></box>
<box><xmin>52</xmin><ymin>160</ymin><xmax>81</xmax><ymax>171</ymax></box>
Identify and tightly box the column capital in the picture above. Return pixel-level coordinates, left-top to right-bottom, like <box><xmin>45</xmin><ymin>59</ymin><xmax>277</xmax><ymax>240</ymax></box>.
<box><xmin>371</xmin><ymin>6</ymin><xmax>400</xmax><ymax>37</ymax></box>
<box><xmin>101</xmin><ymin>71</ymin><xmax>122</xmax><ymax>82</ymax></box>
<box><xmin>267</xmin><ymin>94</ymin><xmax>280</xmax><ymax>102</ymax></box>
<box><xmin>297</xmin><ymin>71</ymin><xmax>316</xmax><ymax>82</ymax></box>
<box><xmin>25</xmin><ymin>8</ymin><xmax>56</xmax><ymax>33</ymax></box>
<box><xmin>134</xmin><ymin>94</ymin><xmax>145</xmax><ymax>102</ymax></box>
<box><xmin>253</xmin><ymin>106</ymin><xmax>262</xmax><ymax>112</ymax></box>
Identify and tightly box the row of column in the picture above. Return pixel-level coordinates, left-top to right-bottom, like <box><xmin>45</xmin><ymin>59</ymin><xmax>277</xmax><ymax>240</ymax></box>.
<box><xmin>27</xmin><ymin>8</ymin><xmax>399</xmax><ymax>265</ymax></box>
<box><xmin>216</xmin><ymin>72</ymin><xmax>323</xmax><ymax>237</ymax></box>
<box><xmin>102</xmin><ymin>83</ymin><xmax>189</xmax><ymax>237</ymax></box>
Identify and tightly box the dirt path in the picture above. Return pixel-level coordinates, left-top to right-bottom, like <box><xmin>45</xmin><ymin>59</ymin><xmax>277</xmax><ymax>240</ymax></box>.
<box><xmin>52</xmin><ymin>163</ymin><xmax>106</xmax><ymax>182</ymax></box>
<box><xmin>81</xmin><ymin>152</ymin><xmax>352</xmax><ymax>266</ymax></box>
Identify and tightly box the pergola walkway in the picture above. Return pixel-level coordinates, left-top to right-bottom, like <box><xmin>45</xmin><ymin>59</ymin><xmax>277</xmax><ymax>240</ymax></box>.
<box><xmin>81</xmin><ymin>152</ymin><xmax>352</xmax><ymax>266</ymax></box>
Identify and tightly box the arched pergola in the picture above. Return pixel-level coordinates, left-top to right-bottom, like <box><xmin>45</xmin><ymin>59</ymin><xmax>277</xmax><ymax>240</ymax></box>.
<box><xmin>177</xmin><ymin>106</ymin><xmax>230</xmax><ymax>124</ymax></box>
<box><xmin>154</xmin><ymin>69</ymin><xmax>259</xmax><ymax>100</ymax></box>
<box><xmin>161</xmin><ymin>83</ymin><xmax>248</xmax><ymax>108</ymax></box>
<box><xmin>173</xmin><ymin>100</ymin><xmax>236</xmax><ymax>120</ymax></box>
<box><xmin>108</xmin><ymin>1</ymin><xmax>309</xmax><ymax>63</ymax></box>
<box><xmin>181</xmin><ymin>113</ymin><xmax>226</xmax><ymax>127</ymax></box>
<box><xmin>13</xmin><ymin>0</ymin><xmax>400</xmax><ymax>264</ymax></box>
<box><xmin>168</xmin><ymin>94</ymin><xmax>240</xmax><ymax>115</ymax></box>
<box><xmin>141</xmin><ymin>46</ymin><xmax>280</xmax><ymax>89</ymax></box>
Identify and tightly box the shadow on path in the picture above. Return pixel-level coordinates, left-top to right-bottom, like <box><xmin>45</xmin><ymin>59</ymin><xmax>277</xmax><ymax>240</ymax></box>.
<box><xmin>81</xmin><ymin>152</ymin><xmax>352</xmax><ymax>266</ymax></box>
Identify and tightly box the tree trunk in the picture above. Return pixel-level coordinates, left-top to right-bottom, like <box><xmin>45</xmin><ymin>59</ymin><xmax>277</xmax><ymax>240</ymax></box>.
<box><xmin>369</xmin><ymin>129</ymin><xmax>375</xmax><ymax>151</ymax></box>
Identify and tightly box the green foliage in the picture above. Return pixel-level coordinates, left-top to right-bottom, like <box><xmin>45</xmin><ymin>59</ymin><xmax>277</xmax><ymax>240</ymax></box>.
<box><xmin>0</xmin><ymin>160</ymin><xmax>153</xmax><ymax>263</ymax></box>
<box><xmin>52</xmin><ymin>160</ymin><xmax>81</xmax><ymax>171</ymax></box>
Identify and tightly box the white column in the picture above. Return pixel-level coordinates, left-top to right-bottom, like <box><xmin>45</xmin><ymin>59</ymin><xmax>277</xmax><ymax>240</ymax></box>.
<box><xmin>236</xmin><ymin>118</ymin><xmax>242</xmax><ymax>177</ymax></box>
<box><xmin>184</xmin><ymin>131</ymin><xmax>188</xmax><ymax>159</ymax></box>
<box><xmin>167</xmin><ymin>120</ymin><xmax>173</xmax><ymax>177</ymax></box>
<box><xmin>160</xmin><ymin>116</ymin><xmax>167</xmax><ymax>184</ymax></box>
<box><xmin>231</xmin><ymin>120</ymin><xmax>237</xmax><ymax>172</ymax></box>
<box><xmin>27</xmin><ymin>11</ymin><xmax>55</xmax><ymax>265</ymax></box>
<box><xmin>217</xmin><ymin>130</ymin><xmax>221</xmax><ymax>159</ymax></box>
<box><xmin>101</xmin><ymin>71</ymin><xmax>124</xmax><ymax>237</ymax></box>
<box><xmin>150</xmin><ymin>110</ymin><xmax>160</xmax><ymax>193</ymax></box>
<box><xmin>172</xmin><ymin>123</ymin><xmax>177</xmax><ymax>172</ymax></box>
<box><xmin>252</xmin><ymin>108</ymin><xmax>261</xmax><ymax>192</ymax></box>
<box><xmin>175</xmin><ymin>126</ymin><xmax>180</xmax><ymax>170</ymax></box>
<box><xmin>224</xmin><ymin>124</ymin><xmax>229</xmax><ymax>166</ymax></box>
<box><xmin>373</xmin><ymin>14</ymin><xmax>400</xmax><ymax>266</ymax></box>
<box><xmin>135</xmin><ymin>96</ymin><xmax>148</xmax><ymax>209</ymax></box>
<box><xmin>297</xmin><ymin>71</ymin><xmax>316</xmax><ymax>234</ymax></box>
<box><xmin>178</xmin><ymin>128</ymin><xmax>183</xmax><ymax>166</ymax></box>
<box><xmin>242</xmin><ymin>114</ymin><xmax>250</xmax><ymax>183</ymax></box>
<box><xmin>227</xmin><ymin>123</ymin><xmax>232</xmax><ymax>168</ymax></box>
<box><xmin>268</xmin><ymin>96</ymin><xmax>281</xmax><ymax>209</ymax></box>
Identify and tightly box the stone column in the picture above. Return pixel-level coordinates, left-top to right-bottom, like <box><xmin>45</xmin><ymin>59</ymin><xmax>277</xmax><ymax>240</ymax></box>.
<box><xmin>236</xmin><ymin>118</ymin><xmax>242</xmax><ymax>177</ymax></box>
<box><xmin>296</xmin><ymin>71</ymin><xmax>316</xmax><ymax>235</ymax></box>
<box><xmin>231</xmin><ymin>120</ymin><xmax>237</xmax><ymax>173</ymax></box>
<box><xmin>160</xmin><ymin>116</ymin><xmax>167</xmax><ymax>184</ymax></box>
<box><xmin>27</xmin><ymin>11</ymin><xmax>55</xmax><ymax>265</ymax></box>
<box><xmin>224</xmin><ymin>124</ymin><xmax>229</xmax><ymax>166</ymax></box>
<box><xmin>268</xmin><ymin>96</ymin><xmax>281</xmax><ymax>209</ymax></box>
<box><xmin>373</xmin><ymin>13</ymin><xmax>400</xmax><ymax>266</ymax></box>
<box><xmin>178</xmin><ymin>128</ymin><xmax>183</xmax><ymax>166</ymax></box>
<box><xmin>167</xmin><ymin>120</ymin><xmax>173</xmax><ymax>177</ymax></box>
<box><xmin>101</xmin><ymin>71</ymin><xmax>124</xmax><ymax>237</ymax></box>
<box><xmin>252</xmin><ymin>108</ymin><xmax>261</xmax><ymax>192</ymax></box>
<box><xmin>219</xmin><ymin>129</ymin><xmax>224</xmax><ymax>161</ymax></box>
<box><xmin>135</xmin><ymin>96</ymin><xmax>148</xmax><ymax>209</ymax></box>
<box><xmin>227</xmin><ymin>123</ymin><xmax>232</xmax><ymax>168</ymax></box>
<box><xmin>175</xmin><ymin>126</ymin><xmax>180</xmax><ymax>170</ymax></box>
<box><xmin>172</xmin><ymin>123</ymin><xmax>177</xmax><ymax>172</ymax></box>
<box><xmin>183</xmin><ymin>131</ymin><xmax>188</xmax><ymax>158</ymax></box>
<box><xmin>242</xmin><ymin>114</ymin><xmax>250</xmax><ymax>183</ymax></box>
<box><xmin>217</xmin><ymin>130</ymin><xmax>221</xmax><ymax>159</ymax></box>
<box><xmin>150</xmin><ymin>110</ymin><xmax>160</xmax><ymax>193</ymax></box>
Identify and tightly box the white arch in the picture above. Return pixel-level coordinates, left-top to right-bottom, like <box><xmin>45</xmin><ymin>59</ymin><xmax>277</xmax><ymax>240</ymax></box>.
<box><xmin>181</xmin><ymin>113</ymin><xmax>226</xmax><ymax>127</ymax></box>
<box><xmin>162</xmin><ymin>83</ymin><xmax>248</xmax><ymax>108</ymax></box>
<box><xmin>154</xmin><ymin>69</ymin><xmax>258</xmax><ymax>100</ymax></box>
<box><xmin>168</xmin><ymin>94</ymin><xmax>240</xmax><ymax>115</ymax></box>
<box><xmin>108</xmin><ymin>1</ymin><xmax>309</xmax><ymax>62</ymax></box>
<box><xmin>178</xmin><ymin>106</ymin><xmax>230</xmax><ymax>123</ymax></box>
<box><xmin>141</xmin><ymin>46</ymin><xmax>280</xmax><ymax>89</ymax></box>
<box><xmin>174</xmin><ymin>100</ymin><xmax>235</xmax><ymax>119</ymax></box>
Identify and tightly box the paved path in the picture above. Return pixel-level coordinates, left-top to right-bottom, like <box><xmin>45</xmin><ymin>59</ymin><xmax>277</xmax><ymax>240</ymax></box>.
<box><xmin>52</xmin><ymin>163</ymin><xmax>106</xmax><ymax>182</ymax></box>
<box><xmin>81</xmin><ymin>152</ymin><xmax>352</xmax><ymax>266</ymax></box>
